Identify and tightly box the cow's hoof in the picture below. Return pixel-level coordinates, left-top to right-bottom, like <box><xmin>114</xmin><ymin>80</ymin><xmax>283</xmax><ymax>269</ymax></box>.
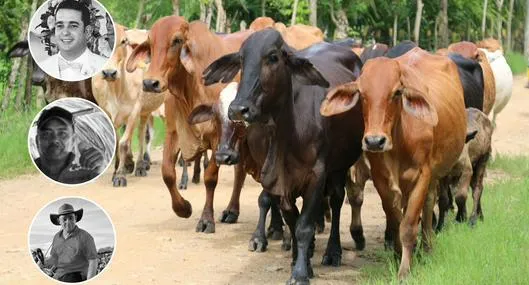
<box><xmin>135</xmin><ymin>160</ymin><xmax>149</xmax><ymax>177</ymax></box>
<box><xmin>469</xmin><ymin>216</ymin><xmax>478</xmax><ymax>227</ymax></box>
<box><xmin>248</xmin><ymin>235</ymin><xmax>268</xmax><ymax>252</ymax></box>
<box><xmin>267</xmin><ymin>226</ymin><xmax>284</xmax><ymax>241</ymax></box>
<box><xmin>315</xmin><ymin>222</ymin><xmax>325</xmax><ymax>234</ymax></box>
<box><xmin>112</xmin><ymin>176</ymin><xmax>127</xmax><ymax>187</ymax></box>
<box><xmin>219</xmin><ymin>209</ymin><xmax>239</xmax><ymax>223</ymax></box>
<box><xmin>195</xmin><ymin>219</ymin><xmax>215</xmax><ymax>233</ymax></box>
<box><xmin>322</xmin><ymin>244</ymin><xmax>342</xmax><ymax>267</ymax></box>
<box><xmin>350</xmin><ymin>227</ymin><xmax>366</xmax><ymax>250</ymax></box>
<box><xmin>124</xmin><ymin>158</ymin><xmax>135</xmax><ymax>174</ymax></box>
<box><xmin>286</xmin><ymin>277</ymin><xmax>310</xmax><ymax>285</ymax></box>
<box><xmin>178</xmin><ymin>178</ymin><xmax>188</xmax><ymax>190</ymax></box>
<box><xmin>143</xmin><ymin>152</ymin><xmax>151</xmax><ymax>170</ymax></box>
<box><xmin>191</xmin><ymin>174</ymin><xmax>200</xmax><ymax>184</ymax></box>
<box><xmin>281</xmin><ymin>239</ymin><xmax>292</xmax><ymax>251</ymax></box>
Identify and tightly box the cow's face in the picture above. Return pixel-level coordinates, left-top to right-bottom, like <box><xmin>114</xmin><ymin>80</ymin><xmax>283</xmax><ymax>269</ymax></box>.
<box><xmin>187</xmin><ymin>82</ymin><xmax>245</xmax><ymax>165</ymax></box>
<box><xmin>202</xmin><ymin>29</ymin><xmax>328</xmax><ymax>124</ymax></box>
<box><xmin>321</xmin><ymin>58</ymin><xmax>438</xmax><ymax>152</ymax></box>
<box><xmin>100</xmin><ymin>24</ymin><xmax>127</xmax><ymax>81</ymax></box>
<box><xmin>126</xmin><ymin>16</ymin><xmax>190</xmax><ymax>93</ymax></box>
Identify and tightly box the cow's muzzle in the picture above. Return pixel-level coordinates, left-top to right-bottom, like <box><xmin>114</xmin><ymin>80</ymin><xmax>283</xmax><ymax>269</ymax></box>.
<box><xmin>229</xmin><ymin>103</ymin><xmax>254</xmax><ymax>123</ymax></box>
<box><xmin>363</xmin><ymin>135</ymin><xmax>389</xmax><ymax>152</ymax></box>
<box><xmin>143</xmin><ymin>79</ymin><xmax>161</xmax><ymax>93</ymax></box>
<box><xmin>102</xmin><ymin>69</ymin><xmax>118</xmax><ymax>81</ymax></box>
<box><xmin>215</xmin><ymin>148</ymin><xmax>240</xmax><ymax>165</ymax></box>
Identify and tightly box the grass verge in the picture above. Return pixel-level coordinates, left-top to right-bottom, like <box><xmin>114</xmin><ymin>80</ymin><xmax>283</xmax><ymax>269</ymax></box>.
<box><xmin>359</xmin><ymin>156</ymin><xmax>529</xmax><ymax>284</ymax></box>
<box><xmin>505</xmin><ymin>52</ymin><xmax>527</xmax><ymax>75</ymax></box>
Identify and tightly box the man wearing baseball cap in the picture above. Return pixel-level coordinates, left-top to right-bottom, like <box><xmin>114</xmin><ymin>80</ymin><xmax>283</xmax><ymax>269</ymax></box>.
<box><xmin>35</xmin><ymin>105</ymin><xmax>103</xmax><ymax>184</ymax></box>
<box><xmin>38</xmin><ymin>203</ymin><xmax>98</xmax><ymax>282</ymax></box>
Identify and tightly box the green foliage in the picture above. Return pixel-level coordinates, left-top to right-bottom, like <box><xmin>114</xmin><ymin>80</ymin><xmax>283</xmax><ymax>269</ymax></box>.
<box><xmin>504</xmin><ymin>52</ymin><xmax>528</xmax><ymax>75</ymax></box>
<box><xmin>360</xmin><ymin>167</ymin><xmax>529</xmax><ymax>284</ymax></box>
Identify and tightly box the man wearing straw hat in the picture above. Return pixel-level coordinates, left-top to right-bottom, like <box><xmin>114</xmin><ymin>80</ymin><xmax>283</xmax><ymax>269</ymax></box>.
<box><xmin>38</xmin><ymin>203</ymin><xmax>98</xmax><ymax>282</ymax></box>
<box><xmin>34</xmin><ymin>105</ymin><xmax>103</xmax><ymax>184</ymax></box>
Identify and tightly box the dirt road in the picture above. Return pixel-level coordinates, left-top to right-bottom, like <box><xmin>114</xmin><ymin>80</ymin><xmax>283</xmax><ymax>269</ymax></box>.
<box><xmin>0</xmin><ymin>76</ymin><xmax>527</xmax><ymax>285</ymax></box>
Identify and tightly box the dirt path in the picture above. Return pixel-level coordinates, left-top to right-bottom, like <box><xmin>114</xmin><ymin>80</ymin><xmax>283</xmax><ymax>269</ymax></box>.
<box><xmin>0</xmin><ymin>76</ymin><xmax>527</xmax><ymax>285</ymax></box>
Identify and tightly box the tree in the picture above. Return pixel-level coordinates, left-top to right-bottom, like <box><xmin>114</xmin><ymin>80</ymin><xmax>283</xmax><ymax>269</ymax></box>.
<box><xmin>291</xmin><ymin>0</ymin><xmax>299</xmax><ymax>25</ymax></box>
<box><xmin>173</xmin><ymin>0</ymin><xmax>180</xmax><ymax>16</ymax></box>
<box><xmin>438</xmin><ymin>0</ymin><xmax>449</xmax><ymax>48</ymax></box>
<box><xmin>330</xmin><ymin>0</ymin><xmax>351</xmax><ymax>40</ymax></box>
<box><xmin>262</xmin><ymin>0</ymin><xmax>266</xmax><ymax>16</ymax></box>
<box><xmin>215</xmin><ymin>0</ymin><xmax>227</xmax><ymax>32</ymax></box>
<box><xmin>525</xmin><ymin>0</ymin><xmax>529</xmax><ymax>57</ymax></box>
<box><xmin>135</xmin><ymin>0</ymin><xmax>146</xmax><ymax>28</ymax></box>
<box><xmin>414</xmin><ymin>0</ymin><xmax>424</xmax><ymax>43</ymax></box>
<box><xmin>496</xmin><ymin>0</ymin><xmax>505</xmax><ymax>43</ymax></box>
<box><xmin>482</xmin><ymin>0</ymin><xmax>488</xmax><ymax>37</ymax></box>
<box><xmin>506</xmin><ymin>0</ymin><xmax>515</xmax><ymax>51</ymax></box>
<box><xmin>309</xmin><ymin>0</ymin><xmax>317</xmax><ymax>26</ymax></box>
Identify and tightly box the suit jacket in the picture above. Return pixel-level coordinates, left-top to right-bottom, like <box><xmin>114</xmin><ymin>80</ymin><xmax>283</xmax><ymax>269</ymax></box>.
<box><xmin>39</xmin><ymin>48</ymin><xmax>108</xmax><ymax>81</ymax></box>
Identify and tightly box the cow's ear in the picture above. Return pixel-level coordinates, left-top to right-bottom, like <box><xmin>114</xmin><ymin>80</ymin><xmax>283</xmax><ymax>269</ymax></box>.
<box><xmin>284</xmin><ymin>51</ymin><xmax>329</xmax><ymax>88</ymax></box>
<box><xmin>126</xmin><ymin>41</ymin><xmax>150</xmax><ymax>72</ymax></box>
<box><xmin>320</xmin><ymin>82</ymin><xmax>360</xmax><ymax>117</ymax></box>
<box><xmin>202</xmin><ymin>52</ymin><xmax>241</xmax><ymax>86</ymax></box>
<box><xmin>7</xmin><ymin>41</ymin><xmax>30</xmax><ymax>58</ymax></box>
<box><xmin>188</xmin><ymin>104</ymin><xmax>216</xmax><ymax>125</ymax></box>
<box><xmin>399</xmin><ymin>63</ymin><xmax>438</xmax><ymax>126</ymax></box>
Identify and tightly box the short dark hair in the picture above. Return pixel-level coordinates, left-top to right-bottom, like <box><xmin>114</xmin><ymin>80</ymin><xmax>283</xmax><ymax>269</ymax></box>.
<box><xmin>55</xmin><ymin>0</ymin><xmax>91</xmax><ymax>28</ymax></box>
<box><xmin>37</xmin><ymin>106</ymin><xmax>74</xmax><ymax>130</ymax></box>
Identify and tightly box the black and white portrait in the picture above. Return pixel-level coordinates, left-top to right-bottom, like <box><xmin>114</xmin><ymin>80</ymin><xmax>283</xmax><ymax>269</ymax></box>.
<box><xmin>28</xmin><ymin>0</ymin><xmax>116</xmax><ymax>81</ymax></box>
<box><xmin>29</xmin><ymin>197</ymin><xmax>116</xmax><ymax>283</ymax></box>
<box><xmin>28</xmin><ymin>97</ymin><xmax>115</xmax><ymax>185</ymax></box>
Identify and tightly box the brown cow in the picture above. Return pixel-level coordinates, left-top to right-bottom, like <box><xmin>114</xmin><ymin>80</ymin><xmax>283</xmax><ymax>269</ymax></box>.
<box><xmin>126</xmin><ymin>16</ymin><xmax>253</xmax><ymax>233</ymax></box>
<box><xmin>321</xmin><ymin>48</ymin><xmax>467</xmax><ymax>280</ymax></box>
<box><xmin>249</xmin><ymin>17</ymin><xmax>324</xmax><ymax>50</ymax></box>
<box><xmin>447</xmin><ymin>41</ymin><xmax>496</xmax><ymax>115</ymax></box>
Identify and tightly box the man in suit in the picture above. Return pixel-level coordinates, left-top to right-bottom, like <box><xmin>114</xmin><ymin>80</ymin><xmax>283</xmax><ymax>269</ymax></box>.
<box><xmin>40</xmin><ymin>0</ymin><xmax>107</xmax><ymax>81</ymax></box>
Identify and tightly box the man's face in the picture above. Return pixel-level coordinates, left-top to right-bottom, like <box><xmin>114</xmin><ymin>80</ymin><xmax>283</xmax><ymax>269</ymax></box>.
<box><xmin>37</xmin><ymin>118</ymin><xmax>74</xmax><ymax>160</ymax></box>
<box><xmin>54</xmin><ymin>9</ymin><xmax>87</xmax><ymax>54</ymax></box>
<box><xmin>59</xmin><ymin>213</ymin><xmax>76</xmax><ymax>233</ymax></box>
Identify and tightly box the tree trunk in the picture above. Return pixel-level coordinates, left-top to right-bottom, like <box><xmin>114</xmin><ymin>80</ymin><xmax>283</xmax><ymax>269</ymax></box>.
<box><xmin>434</xmin><ymin>15</ymin><xmax>439</xmax><ymax>50</ymax></box>
<box><xmin>135</xmin><ymin>0</ymin><xmax>146</xmax><ymax>28</ymax></box>
<box><xmin>172</xmin><ymin>0</ymin><xmax>180</xmax><ymax>16</ymax></box>
<box><xmin>36</xmin><ymin>88</ymin><xmax>45</xmax><ymax>109</ymax></box>
<box><xmin>309</xmin><ymin>0</ymin><xmax>317</xmax><ymax>26</ymax></box>
<box><xmin>393</xmin><ymin>14</ymin><xmax>398</xmax><ymax>46</ymax></box>
<box><xmin>407</xmin><ymin>16</ymin><xmax>411</xmax><ymax>40</ymax></box>
<box><xmin>215</xmin><ymin>0</ymin><xmax>226</xmax><ymax>33</ymax></box>
<box><xmin>261</xmin><ymin>0</ymin><xmax>266</xmax><ymax>16</ymax></box>
<box><xmin>206</xmin><ymin>2</ymin><xmax>213</xmax><ymax>28</ymax></box>
<box><xmin>496</xmin><ymin>0</ymin><xmax>504</xmax><ymax>44</ymax></box>
<box><xmin>200</xmin><ymin>1</ymin><xmax>206</xmax><ymax>22</ymax></box>
<box><xmin>1</xmin><ymin>20</ymin><xmax>28</xmax><ymax>111</ymax></box>
<box><xmin>482</xmin><ymin>0</ymin><xmax>488</xmax><ymax>38</ymax></box>
<box><xmin>506</xmin><ymin>0</ymin><xmax>514</xmax><ymax>51</ymax></box>
<box><xmin>291</xmin><ymin>0</ymin><xmax>300</xmax><ymax>25</ymax></box>
<box><xmin>330</xmin><ymin>1</ymin><xmax>349</xmax><ymax>40</ymax></box>
<box><xmin>438</xmin><ymin>0</ymin><xmax>449</xmax><ymax>48</ymax></box>
<box><xmin>525</xmin><ymin>0</ymin><xmax>529</xmax><ymax>57</ymax></box>
<box><xmin>24</xmin><ymin>57</ymin><xmax>33</xmax><ymax>110</ymax></box>
<box><xmin>240</xmin><ymin>20</ymin><xmax>247</xmax><ymax>31</ymax></box>
<box><xmin>15</xmin><ymin>61</ymin><xmax>27</xmax><ymax>111</ymax></box>
<box><xmin>414</xmin><ymin>0</ymin><xmax>424</xmax><ymax>44</ymax></box>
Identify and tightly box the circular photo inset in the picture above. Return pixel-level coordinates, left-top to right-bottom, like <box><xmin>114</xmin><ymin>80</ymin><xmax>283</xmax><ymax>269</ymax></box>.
<box><xmin>28</xmin><ymin>197</ymin><xmax>116</xmax><ymax>283</ymax></box>
<box><xmin>28</xmin><ymin>0</ymin><xmax>116</xmax><ymax>81</ymax></box>
<box><xmin>28</xmin><ymin>97</ymin><xmax>116</xmax><ymax>185</ymax></box>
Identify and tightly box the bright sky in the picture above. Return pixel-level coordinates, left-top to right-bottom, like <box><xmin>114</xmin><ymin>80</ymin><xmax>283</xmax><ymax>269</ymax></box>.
<box><xmin>29</xmin><ymin>197</ymin><xmax>115</xmax><ymax>256</ymax></box>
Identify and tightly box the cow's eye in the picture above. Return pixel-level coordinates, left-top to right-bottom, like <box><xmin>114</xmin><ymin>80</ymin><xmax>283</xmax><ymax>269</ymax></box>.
<box><xmin>172</xmin><ymin>38</ymin><xmax>183</xmax><ymax>46</ymax></box>
<box><xmin>268</xmin><ymin>53</ymin><xmax>279</xmax><ymax>64</ymax></box>
<box><xmin>393</xmin><ymin>89</ymin><xmax>403</xmax><ymax>98</ymax></box>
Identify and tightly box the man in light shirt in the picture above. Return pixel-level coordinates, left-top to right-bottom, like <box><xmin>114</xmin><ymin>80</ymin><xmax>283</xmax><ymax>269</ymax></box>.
<box><xmin>40</xmin><ymin>0</ymin><xmax>107</xmax><ymax>81</ymax></box>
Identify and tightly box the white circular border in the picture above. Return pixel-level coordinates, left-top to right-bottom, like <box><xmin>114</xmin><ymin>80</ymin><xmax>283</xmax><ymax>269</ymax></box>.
<box><xmin>27</xmin><ymin>0</ymin><xmax>118</xmax><ymax>82</ymax></box>
<box><xmin>27</xmin><ymin>196</ymin><xmax>118</xmax><ymax>284</ymax></box>
<box><xmin>27</xmin><ymin>97</ymin><xmax>117</xmax><ymax>187</ymax></box>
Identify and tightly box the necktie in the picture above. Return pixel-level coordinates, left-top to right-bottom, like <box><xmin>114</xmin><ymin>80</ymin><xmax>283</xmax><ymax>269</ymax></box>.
<box><xmin>58</xmin><ymin>57</ymin><xmax>83</xmax><ymax>73</ymax></box>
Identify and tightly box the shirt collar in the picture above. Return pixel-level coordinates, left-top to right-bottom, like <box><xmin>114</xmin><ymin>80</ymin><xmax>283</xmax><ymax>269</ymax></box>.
<box><xmin>58</xmin><ymin>48</ymin><xmax>90</xmax><ymax>64</ymax></box>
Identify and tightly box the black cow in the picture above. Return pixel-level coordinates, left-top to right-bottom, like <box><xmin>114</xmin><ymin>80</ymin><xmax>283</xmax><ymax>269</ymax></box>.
<box><xmin>386</xmin><ymin>40</ymin><xmax>417</xmax><ymax>58</ymax></box>
<box><xmin>203</xmin><ymin>30</ymin><xmax>364</xmax><ymax>284</ymax></box>
<box><xmin>447</xmin><ymin>53</ymin><xmax>485</xmax><ymax>110</ymax></box>
<box><xmin>359</xmin><ymin>43</ymin><xmax>389</xmax><ymax>63</ymax></box>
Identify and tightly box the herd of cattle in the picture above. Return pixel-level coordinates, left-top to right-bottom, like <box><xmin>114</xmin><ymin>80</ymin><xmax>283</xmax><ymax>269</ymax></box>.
<box><xmin>8</xmin><ymin>16</ymin><xmax>514</xmax><ymax>283</ymax></box>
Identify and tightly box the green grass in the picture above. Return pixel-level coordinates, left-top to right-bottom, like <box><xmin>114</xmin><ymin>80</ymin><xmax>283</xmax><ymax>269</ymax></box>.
<box><xmin>360</xmin><ymin>156</ymin><xmax>529</xmax><ymax>284</ymax></box>
<box><xmin>489</xmin><ymin>154</ymin><xmax>529</xmax><ymax>178</ymax></box>
<box><xmin>505</xmin><ymin>52</ymin><xmax>527</xmax><ymax>75</ymax></box>
<box><xmin>0</xmin><ymin>108</ymin><xmax>40</xmax><ymax>179</ymax></box>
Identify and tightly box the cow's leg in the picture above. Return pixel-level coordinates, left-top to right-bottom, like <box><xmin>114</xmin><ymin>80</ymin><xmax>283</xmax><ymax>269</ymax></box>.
<box><xmin>469</xmin><ymin>152</ymin><xmax>490</xmax><ymax>226</ymax></box>
<box><xmin>203</xmin><ymin>151</ymin><xmax>209</xmax><ymax>169</ymax></box>
<box><xmin>454</xmin><ymin>156</ymin><xmax>472</xmax><ymax>222</ymax></box>
<box><xmin>196</xmin><ymin>150</ymin><xmax>220</xmax><ymax>233</ymax></box>
<box><xmin>191</xmin><ymin>155</ymin><xmax>202</xmax><ymax>184</ymax></box>
<box><xmin>421</xmin><ymin>180</ymin><xmax>437</xmax><ymax>253</ymax></box>
<box><xmin>267</xmin><ymin>196</ymin><xmax>285</xmax><ymax>241</ymax></box>
<box><xmin>135</xmin><ymin>115</ymin><xmax>150</xmax><ymax>177</ymax></box>
<box><xmin>288</xmin><ymin>170</ymin><xmax>325</xmax><ymax>285</ymax></box>
<box><xmin>112</xmin><ymin>127</ymin><xmax>121</xmax><ymax>179</ymax></box>
<box><xmin>113</xmin><ymin>109</ymin><xmax>140</xmax><ymax>187</ymax></box>
<box><xmin>179</xmin><ymin>154</ymin><xmax>189</xmax><ymax>190</ymax></box>
<box><xmin>220</xmin><ymin>162</ymin><xmax>245</xmax><ymax>223</ymax></box>
<box><xmin>398</xmin><ymin>168</ymin><xmax>431</xmax><ymax>281</ymax></box>
<box><xmin>315</xmin><ymin>198</ymin><xmax>328</xmax><ymax>234</ymax></box>
<box><xmin>346</xmin><ymin>157</ymin><xmax>370</xmax><ymax>250</ymax></box>
<box><xmin>162</xmin><ymin>99</ymin><xmax>192</xmax><ymax>218</ymax></box>
<box><xmin>249</xmin><ymin>190</ymin><xmax>272</xmax><ymax>252</ymax></box>
<box><xmin>322</xmin><ymin>170</ymin><xmax>347</xmax><ymax>267</ymax></box>
<box><xmin>368</xmin><ymin>154</ymin><xmax>402</xmax><ymax>253</ymax></box>
<box><xmin>143</xmin><ymin>115</ymin><xmax>154</xmax><ymax>170</ymax></box>
<box><xmin>281</xmin><ymin>205</ymin><xmax>300</xmax><ymax>275</ymax></box>
<box><xmin>436</xmin><ymin>177</ymin><xmax>450</xmax><ymax>232</ymax></box>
